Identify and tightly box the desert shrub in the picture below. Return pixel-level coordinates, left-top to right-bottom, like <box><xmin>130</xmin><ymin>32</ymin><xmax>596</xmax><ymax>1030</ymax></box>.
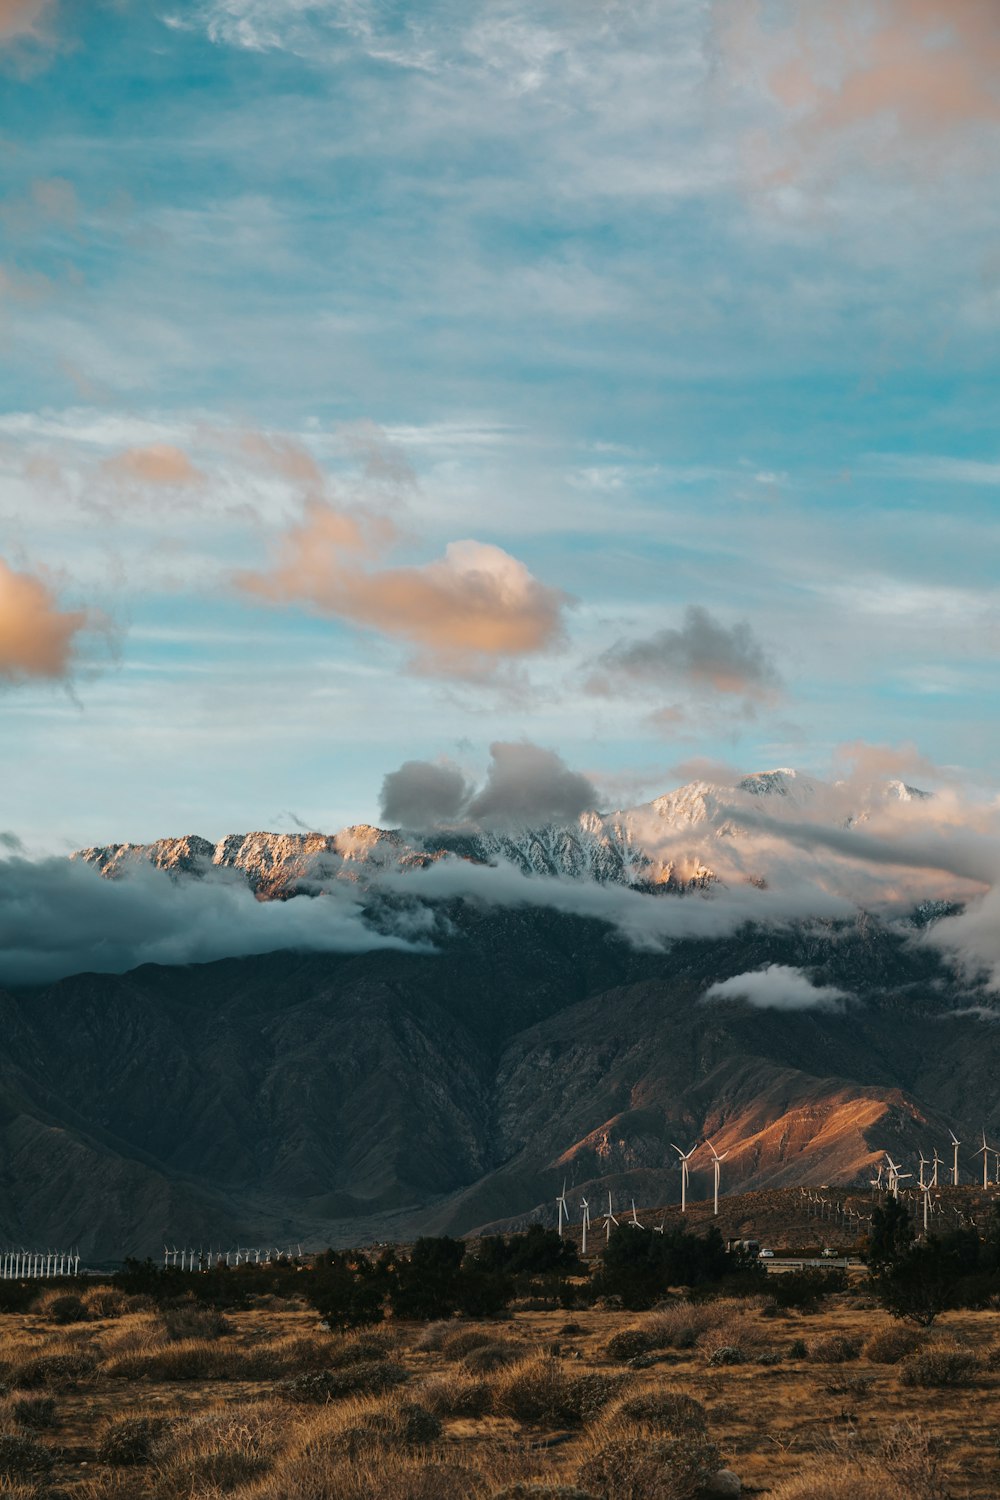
<box><xmin>330</xmin><ymin>1328</ymin><xmax>397</xmax><ymax>1364</ymax></box>
<box><xmin>279</xmin><ymin>1360</ymin><xmax>408</xmax><ymax>1403</ymax></box>
<box><xmin>460</xmin><ymin>1342</ymin><xmax>528</xmax><ymax>1374</ymax></box>
<box><xmin>578</xmin><ymin>1431</ymin><xmax>721</xmax><ymax>1500</ymax></box>
<box><xmin>492</xmin><ymin>1488</ymin><xmax>598</xmax><ymax>1500</ymax></box>
<box><xmin>8</xmin><ymin>1351</ymin><xmax>97</xmax><ymax>1388</ymax></box>
<box><xmin>441</xmin><ymin>1328</ymin><xmax>494</xmax><ymax>1360</ymax></box>
<box><xmin>605</xmin><ymin>1329</ymin><xmax>652</xmax><ymax>1362</ymax></box>
<box><xmin>7</xmin><ymin>1396</ymin><xmax>56</xmax><ymax>1430</ymax></box>
<box><xmin>41</xmin><ymin>1294</ymin><xmax>88</xmax><ymax>1326</ymax></box>
<box><xmin>899</xmin><ymin>1343</ymin><xmax>980</xmax><ymax>1388</ymax></box>
<box><xmin>491</xmin><ymin>1357</ymin><xmax>576</xmax><ymax>1425</ymax></box>
<box><xmin>823</xmin><ymin>1374</ymin><xmax>875</xmax><ymax>1399</ymax></box>
<box><xmin>161</xmin><ymin>1305</ymin><xmax>230</xmax><ymax>1341</ymax></box>
<box><xmin>608</xmin><ymin>1391</ymin><xmax>708</xmax><ymax>1434</ymax></box>
<box><xmin>414</xmin><ymin>1320</ymin><xmax>453</xmax><ymax>1352</ymax></box>
<box><xmin>97</xmin><ymin>1415</ymin><xmax>165</xmax><ymax>1466</ymax></box>
<box><xmin>809</xmin><ymin>1333</ymin><xmax>861</xmax><ymax>1364</ymax></box>
<box><xmin>787</xmin><ymin>1338</ymin><xmax>808</xmax><ymax>1359</ymax></box>
<box><xmin>102</xmin><ymin>1339</ymin><xmax>229</xmax><ymax>1382</ymax></box>
<box><xmin>0</xmin><ymin>1433</ymin><xmax>54</xmax><ymax>1479</ymax></box>
<box><xmin>82</xmin><ymin>1286</ymin><xmax>133</xmax><ymax>1319</ymax></box>
<box><xmin>418</xmin><ymin>1370</ymin><xmax>492</xmax><ymax>1418</ymax></box>
<box><xmin>862</xmin><ymin>1324</ymin><xmax>923</xmax><ymax>1364</ymax></box>
<box><xmin>321</xmin><ymin>1400</ymin><xmax>443</xmax><ymax>1455</ymax></box>
<box><xmin>707</xmin><ymin>1346</ymin><xmax>743</xmax><ymax>1366</ymax></box>
<box><xmin>566</xmin><ymin>1374</ymin><xmax>632</xmax><ymax>1423</ymax></box>
<box><xmin>768</xmin><ymin>1269</ymin><xmax>846</xmax><ymax>1311</ymax></box>
<box><xmin>149</xmin><ymin>1408</ymin><xmax>280</xmax><ymax>1496</ymax></box>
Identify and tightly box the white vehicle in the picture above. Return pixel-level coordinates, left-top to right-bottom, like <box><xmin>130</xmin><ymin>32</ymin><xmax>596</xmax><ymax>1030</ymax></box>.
<box><xmin>758</xmin><ymin>1248</ymin><xmax>775</xmax><ymax>1259</ymax></box>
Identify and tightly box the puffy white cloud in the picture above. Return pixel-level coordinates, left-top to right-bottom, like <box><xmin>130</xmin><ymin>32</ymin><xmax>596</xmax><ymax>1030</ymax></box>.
<box><xmin>703</xmin><ymin>962</ymin><xmax>851</xmax><ymax>1011</ymax></box>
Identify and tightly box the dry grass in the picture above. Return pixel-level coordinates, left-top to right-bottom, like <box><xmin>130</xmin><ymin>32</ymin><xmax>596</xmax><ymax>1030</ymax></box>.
<box><xmin>2</xmin><ymin>1287</ymin><xmax>1000</xmax><ymax>1497</ymax></box>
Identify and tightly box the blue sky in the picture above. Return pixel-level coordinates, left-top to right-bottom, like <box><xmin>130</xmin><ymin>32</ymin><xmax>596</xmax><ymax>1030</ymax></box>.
<box><xmin>2</xmin><ymin>0</ymin><xmax>999</xmax><ymax>849</ymax></box>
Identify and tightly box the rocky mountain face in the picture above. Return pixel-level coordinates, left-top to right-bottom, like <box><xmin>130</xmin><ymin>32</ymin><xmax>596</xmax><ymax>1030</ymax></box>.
<box><xmin>1</xmin><ymin>896</ymin><xmax>995</xmax><ymax>1261</ymax></box>
<box><xmin>74</xmin><ymin>768</ymin><xmax>930</xmax><ymax>895</ymax></box>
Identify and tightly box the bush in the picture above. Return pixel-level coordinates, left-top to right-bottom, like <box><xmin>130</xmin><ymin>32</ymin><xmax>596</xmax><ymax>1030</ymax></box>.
<box><xmin>862</xmin><ymin>1325</ymin><xmax>923</xmax><ymax>1364</ymax></box>
<box><xmin>707</xmin><ymin>1346</ymin><xmax>743</xmax><ymax>1366</ymax></box>
<box><xmin>809</xmin><ymin>1334</ymin><xmax>861</xmax><ymax>1364</ymax></box>
<box><xmin>578</xmin><ymin>1432</ymin><xmax>721</xmax><ymax>1500</ymax></box>
<box><xmin>97</xmin><ymin>1414</ymin><xmax>165</xmax><ymax>1465</ymax></box>
<box><xmin>441</xmin><ymin>1328</ymin><xmax>494</xmax><ymax>1360</ymax></box>
<box><xmin>418</xmin><ymin>1370</ymin><xmax>492</xmax><ymax>1418</ymax></box>
<box><xmin>461</xmin><ymin>1342</ymin><xmax>528</xmax><ymax>1374</ymax></box>
<box><xmin>326</xmin><ymin>1400</ymin><xmax>443</xmax><ymax>1454</ymax></box>
<box><xmin>161</xmin><ymin>1305</ymin><xmax>230</xmax><ymax>1341</ymax></box>
<box><xmin>492</xmin><ymin>1488</ymin><xmax>599</xmax><ymax>1500</ymax></box>
<box><xmin>279</xmin><ymin>1360</ymin><xmax>408</xmax><ymax>1403</ymax></box>
<box><xmin>608</xmin><ymin>1391</ymin><xmax>708</xmax><ymax>1434</ymax></box>
<box><xmin>82</xmin><ymin>1286</ymin><xmax>133</xmax><ymax>1319</ymax></box>
<box><xmin>768</xmin><ymin>1269</ymin><xmax>846</xmax><ymax>1311</ymax></box>
<box><xmin>899</xmin><ymin>1344</ymin><xmax>980</xmax><ymax>1388</ymax></box>
<box><xmin>787</xmin><ymin>1338</ymin><xmax>808</xmax><ymax>1359</ymax></box>
<box><xmin>0</xmin><ymin>1433</ymin><xmax>54</xmax><ymax>1479</ymax></box>
<box><xmin>492</xmin><ymin>1357</ymin><xmax>576</xmax><ymax>1426</ymax></box>
<box><xmin>43</xmin><ymin>1294</ymin><xmax>89</xmax><ymax>1325</ymax></box>
<box><xmin>8</xmin><ymin>1395</ymin><xmax>57</xmax><ymax>1430</ymax></box>
<box><xmin>9</xmin><ymin>1351</ymin><xmax>97</xmax><ymax>1388</ymax></box>
<box><xmin>606</xmin><ymin>1329</ymin><xmax>653</xmax><ymax>1362</ymax></box>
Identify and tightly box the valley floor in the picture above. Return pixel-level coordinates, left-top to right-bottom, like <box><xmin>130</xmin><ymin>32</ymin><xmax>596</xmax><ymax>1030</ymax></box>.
<box><xmin>0</xmin><ymin>1287</ymin><xmax>997</xmax><ymax>1497</ymax></box>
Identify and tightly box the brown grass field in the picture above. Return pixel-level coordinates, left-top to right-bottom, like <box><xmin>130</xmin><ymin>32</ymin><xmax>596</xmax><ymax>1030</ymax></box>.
<box><xmin>0</xmin><ymin>1280</ymin><xmax>998</xmax><ymax>1498</ymax></box>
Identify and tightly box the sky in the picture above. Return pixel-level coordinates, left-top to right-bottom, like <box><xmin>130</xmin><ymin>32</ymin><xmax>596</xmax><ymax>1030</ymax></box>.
<box><xmin>2</xmin><ymin>0</ymin><xmax>1000</xmax><ymax>852</ymax></box>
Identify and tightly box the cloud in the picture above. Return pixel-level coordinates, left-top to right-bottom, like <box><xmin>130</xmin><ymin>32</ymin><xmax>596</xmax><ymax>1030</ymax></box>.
<box><xmin>718</xmin><ymin>0</ymin><xmax>1000</xmax><ymax>184</ymax></box>
<box><xmin>703</xmin><ymin>963</ymin><xmax>851</xmax><ymax>1011</ymax></box>
<box><xmin>0</xmin><ymin>853</ymin><xmax>423</xmax><ymax>986</ymax></box>
<box><xmin>103</xmin><ymin>444</ymin><xmax>206</xmax><ymax>488</ymax></box>
<box><xmin>0</xmin><ymin>556</ymin><xmax>91</xmax><ymax>683</ymax></box>
<box><xmin>0</xmin><ymin>0</ymin><xmax>54</xmax><ymax>44</ymax></box>
<box><xmin>237</xmin><ymin>499</ymin><xmax>569</xmax><ymax>676</ymax></box>
<box><xmin>832</xmin><ymin>739</ymin><xmax>944</xmax><ymax>788</ymax></box>
<box><xmin>380</xmin><ymin>759</ymin><xmax>472</xmax><ymax>829</ymax></box>
<box><xmin>467</xmin><ymin>741</ymin><xmax>598</xmax><ymax>826</ymax></box>
<box><xmin>588</xmin><ymin>606</ymin><xmax>782</xmax><ymax>704</ymax></box>
<box><xmin>379</xmin><ymin>741</ymin><xmax>598</xmax><ymax>830</ymax></box>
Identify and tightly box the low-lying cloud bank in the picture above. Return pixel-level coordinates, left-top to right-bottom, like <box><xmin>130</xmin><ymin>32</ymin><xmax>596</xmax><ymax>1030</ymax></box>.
<box><xmin>0</xmin><ymin>854</ymin><xmax>423</xmax><ymax>986</ymax></box>
<box><xmin>703</xmin><ymin>964</ymin><xmax>852</xmax><ymax>1012</ymax></box>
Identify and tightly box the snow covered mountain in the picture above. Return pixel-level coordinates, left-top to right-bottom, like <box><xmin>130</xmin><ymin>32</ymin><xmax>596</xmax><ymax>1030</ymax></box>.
<box><xmin>75</xmin><ymin>767</ymin><xmax>931</xmax><ymax>898</ymax></box>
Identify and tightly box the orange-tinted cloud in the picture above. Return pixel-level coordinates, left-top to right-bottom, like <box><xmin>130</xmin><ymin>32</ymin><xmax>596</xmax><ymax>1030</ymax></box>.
<box><xmin>0</xmin><ymin>556</ymin><xmax>89</xmax><ymax>682</ymax></box>
<box><xmin>236</xmin><ymin>499</ymin><xmax>568</xmax><ymax>674</ymax></box>
<box><xmin>0</xmin><ymin>0</ymin><xmax>55</xmax><ymax>43</ymax></box>
<box><xmin>720</xmin><ymin>1</ymin><xmax>1000</xmax><ymax>156</ymax></box>
<box><xmin>104</xmin><ymin>444</ymin><xmax>206</xmax><ymax>488</ymax></box>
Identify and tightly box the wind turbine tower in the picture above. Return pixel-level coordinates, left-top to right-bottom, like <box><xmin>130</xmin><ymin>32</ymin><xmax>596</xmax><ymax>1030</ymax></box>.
<box><xmin>707</xmin><ymin>1140</ymin><xmax>729</xmax><ymax>1217</ymax></box>
<box><xmin>672</xmin><ymin>1142</ymin><xmax>697</xmax><ymax>1214</ymax></box>
<box><xmin>556</xmin><ymin>1181</ymin><xmax>570</xmax><ymax>1239</ymax></box>
<box><xmin>950</xmin><ymin>1130</ymin><xmax>961</xmax><ymax>1187</ymax></box>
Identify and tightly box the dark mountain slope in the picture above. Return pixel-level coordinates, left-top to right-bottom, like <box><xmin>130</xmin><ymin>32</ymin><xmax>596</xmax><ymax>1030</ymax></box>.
<box><xmin>0</xmin><ymin>906</ymin><xmax>994</xmax><ymax>1259</ymax></box>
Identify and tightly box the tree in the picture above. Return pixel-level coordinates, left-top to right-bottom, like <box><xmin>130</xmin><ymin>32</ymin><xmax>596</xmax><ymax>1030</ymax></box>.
<box><xmin>868</xmin><ymin>1197</ymin><xmax>913</xmax><ymax>1274</ymax></box>
<box><xmin>308</xmin><ymin>1250</ymin><xmax>385</xmax><ymax>1328</ymax></box>
<box><xmin>388</xmin><ymin>1237</ymin><xmax>466</xmax><ymax>1320</ymax></box>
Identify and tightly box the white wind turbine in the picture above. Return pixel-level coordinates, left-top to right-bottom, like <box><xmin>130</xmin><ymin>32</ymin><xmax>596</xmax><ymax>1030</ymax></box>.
<box><xmin>918</xmin><ymin>1181</ymin><xmax>933</xmax><ymax>1235</ymax></box>
<box><xmin>931</xmin><ymin>1150</ymin><xmax>943</xmax><ymax>1188</ymax></box>
<box><xmin>950</xmin><ymin>1130</ymin><xmax>961</xmax><ymax>1187</ymax></box>
<box><xmin>672</xmin><ymin>1142</ymin><xmax>697</xmax><ymax>1214</ymax></box>
<box><xmin>706</xmin><ymin>1140</ymin><xmax>729</xmax><ymax>1217</ymax></box>
<box><xmin>885</xmin><ymin>1155</ymin><xmax>901</xmax><ymax>1197</ymax></box>
<box><xmin>629</xmin><ymin>1198</ymin><xmax>641</xmax><ymax>1228</ymax></box>
<box><xmin>974</xmin><ymin>1130</ymin><xmax>993</xmax><ymax>1190</ymax></box>
<box><xmin>557</xmin><ymin>1181</ymin><xmax>570</xmax><ymax>1239</ymax></box>
<box><xmin>580</xmin><ymin>1196</ymin><xmax>590</xmax><ymax>1255</ymax></box>
<box><xmin>603</xmin><ymin>1191</ymin><xmax>619</xmax><ymax>1243</ymax></box>
<box><xmin>918</xmin><ymin>1154</ymin><xmax>928</xmax><ymax>1190</ymax></box>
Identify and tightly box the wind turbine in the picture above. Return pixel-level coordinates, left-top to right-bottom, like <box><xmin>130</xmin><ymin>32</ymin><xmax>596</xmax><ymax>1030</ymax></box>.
<box><xmin>629</xmin><ymin>1198</ymin><xmax>641</xmax><ymax>1228</ymax></box>
<box><xmin>580</xmin><ymin>1197</ymin><xmax>590</xmax><ymax>1256</ymax></box>
<box><xmin>974</xmin><ymin>1130</ymin><xmax>992</xmax><ymax>1190</ymax></box>
<box><xmin>603</xmin><ymin>1191</ymin><xmax>619</xmax><ymax>1242</ymax></box>
<box><xmin>949</xmin><ymin>1130</ymin><xmax>961</xmax><ymax>1187</ymax></box>
<box><xmin>706</xmin><ymin>1140</ymin><xmax>729</xmax><ymax>1217</ymax></box>
<box><xmin>931</xmin><ymin>1150</ymin><xmax>943</xmax><ymax>1188</ymax></box>
<box><xmin>672</xmin><ymin>1142</ymin><xmax>697</xmax><ymax>1214</ymax></box>
<box><xmin>918</xmin><ymin>1154</ymin><xmax>928</xmax><ymax>1190</ymax></box>
<box><xmin>885</xmin><ymin>1155</ymin><xmax>902</xmax><ymax>1197</ymax></box>
<box><xmin>918</xmin><ymin>1181</ymin><xmax>933</xmax><ymax>1235</ymax></box>
<box><xmin>557</xmin><ymin>1181</ymin><xmax>570</xmax><ymax>1239</ymax></box>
